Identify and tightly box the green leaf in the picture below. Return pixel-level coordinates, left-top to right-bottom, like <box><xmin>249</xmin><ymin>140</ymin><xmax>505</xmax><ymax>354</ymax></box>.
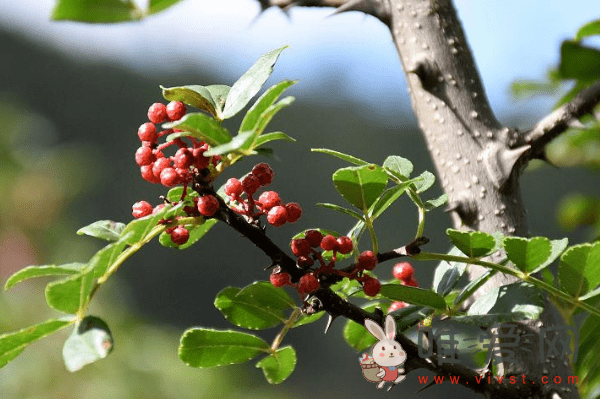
<box><xmin>510</xmin><ymin>80</ymin><xmax>560</xmax><ymax>100</ymax></box>
<box><xmin>332</xmin><ymin>164</ymin><xmax>388</xmax><ymax>210</ymax></box>
<box><xmin>179</xmin><ymin>328</ymin><xmax>268</xmax><ymax>368</ymax></box>
<box><xmin>446</xmin><ymin>229</ymin><xmax>497</xmax><ymax>258</ymax></box>
<box><xmin>316</xmin><ymin>203</ymin><xmax>365</xmax><ymax>221</ymax></box>
<box><xmin>343</xmin><ymin>303</ymin><xmax>380</xmax><ymax>351</ymax></box>
<box><xmin>120</xmin><ymin>203</ymin><xmax>178</xmax><ymax>245</ymax></box>
<box><xmin>161</xmin><ymin>85</ymin><xmax>219</xmax><ymax>118</ymax></box>
<box><xmin>383</xmin><ymin>155</ymin><xmax>413</xmax><ymax>179</ymax></box>
<box><xmin>413</xmin><ymin>171</ymin><xmax>435</xmax><ymax>193</ymax></box>
<box><xmin>503</xmin><ymin>236</ymin><xmax>552</xmax><ymax>273</ymax></box>
<box><xmin>424</xmin><ymin>194</ymin><xmax>448</xmax><ymax>211</ymax></box>
<box><xmin>63</xmin><ymin>316</ymin><xmax>113</xmax><ymax>372</ymax></box>
<box><xmin>163</xmin><ymin>113</ymin><xmax>232</xmax><ymax>147</ymax></box>
<box><xmin>0</xmin><ymin>318</ymin><xmax>74</xmax><ymax>369</ymax></box>
<box><xmin>148</xmin><ymin>0</ymin><xmax>183</xmax><ymax>14</ymax></box>
<box><xmin>369</xmin><ymin>184</ymin><xmax>409</xmax><ymax>220</ymax></box>
<box><xmin>166</xmin><ymin>186</ymin><xmax>198</xmax><ymax>203</ymax></box>
<box><xmin>432</xmin><ymin>247</ymin><xmax>468</xmax><ymax>296</ymax></box>
<box><xmin>5</xmin><ymin>263</ymin><xmax>85</xmax><ymax>291</ymax></box>
<box><xmin>253</xmin><ymin>132</ymin><xmax>296</xmax><ymax>149</ymax></box>
<box><xmin>453</xmin><ymin>269</ymin><xmax>497</xmax><ymax>307</ymax></box>
<box><xmin>205</xmin><ymin>85</ymin><xmax>231</xmax><ymax>114</ymax></box>
<box><xmin>240</xmin><ymin>80</ymin><xmax>297</xmax><ymax>133</ymax></box>
<box><xmin>293</xmin><ymin>311</ymin><xmax>325</xmax><ymax>328</ymax></box>
<box><xmin>88</xmin><ymin>238</ymin><xmax>131</xmax><ymax>278</ymax></box>
<box><xmin>45</xmin><ymin>270</ymin><xmax>95</xmax><ymax>314</ymax></box>
<box><xmin>255</xmin><ymin>346</ymin><xmax>297</xmax><ymax>384</ymax></box>
<box><xmin>76</xmin><ymin>220</ymin><xmax>126</xmax><ymax>242</ymax></box>
<box><xmin>204</xmin><ymin>131</ymin><xmax>256</xmax><ymax>156</ymax></box>
<box><xmin>159</xmin><ymin>219</ymin><xmax>217</xmax><ymax>250</ymax></box>
<box><xmin>575</xmin><ymin>19</ymin><xmax>600</xmax><ymax>41</ymax></box>
<box><xmin>252</xmin><ymin>96</ymin><xmax>295</xmax><ymax>137</ymax></box>
<box><xmin>467</xmin><ymin>282</ymin><xmax>544</xmax><ymax>320</ymax></box>
<box><xmin>531</xmin><ymin>238</ymin><xmax>569</xmax><ymax>274</ymax></box>
<box><xmin>559</xmin><ymin>41</ymin><xmax>600</xmax><ymax>82</ymax></box>
<box><xmin>558</xmin><ymin>242</ymin><xmax>600</xmax><ymax>297</ymax></box>
<box><xmin>379</xmin><ymin>284</ymin><xmax>447</xmax><ymax>310</ymax></box>
<box><xmin>52</xmin><ymin>0</ymin><xmax>141</xmax><ymax>23</ymax></box>
<box><xmin>311</xmin><ymin>148</ymin><xmax>368</xmax><ymax>166</ymax></box>
<box><xmin>222</xmin><ymin>46</ymin><xmax>288</xmax><ymax>119</ymax></box>
<box><xmin>214</xmin><ymin>282</ymin><xmax>295</xmax><ymax>330</ymax></box>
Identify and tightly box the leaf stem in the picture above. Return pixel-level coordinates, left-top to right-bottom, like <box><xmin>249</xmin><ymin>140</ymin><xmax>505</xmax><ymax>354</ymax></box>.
<box><xmin>271</xmin><ymin>308</ymin><xmax>302</xmax><ymax>352</ymax></box>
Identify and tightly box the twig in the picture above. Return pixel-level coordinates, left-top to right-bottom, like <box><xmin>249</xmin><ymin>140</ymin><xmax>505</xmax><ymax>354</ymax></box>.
<box><xmin>522</xmin><ymin>79</ymin><xmax>600</xmax><ymax>159</ymax></box>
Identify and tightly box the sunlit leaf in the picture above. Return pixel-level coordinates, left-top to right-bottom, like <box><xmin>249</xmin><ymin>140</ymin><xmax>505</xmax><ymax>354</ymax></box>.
<box><xmin>76</xmin><ymin>220</ymin><xmax>126</xmax><ymax>242</ymax></box>
<box><xmin>179</xmin><ymin>328</ymin><xmax>268</xmax><ymax>367</ymax></box>
<box><xmin>63</xmin><ymin>316</ymin><xmax>113</xmax><ymax>372</ymax></box>
<box><xmin>52</xmin><ymin>0</ymin><xmax>141</xmax><ymax>23</ymax></box>
<box><xmin>255</xmin><ymin>346</ymin><xmax>296</xmax><ymax>384</ymax></box>
<box><xmin>222</xmin><ymin>46</ymin><xmax>288</xmax><ymax>119</ymax></box>
<box><xmin>5</xmin><ymin>263</ymin><xmax>85</xmax><ymax>291</ymax></box>
<box><xmin>332</xmin><ymin>164</ymin><xmax>388</xmax><ymax>210</ymax></box>
<box><xmin>0</xmin><ymin>318</ymin><xmax>74</xmax><ymax>369</ymax></box>
<box><xmin>446</xmin><ymin>229</ymin><xmax>496</xmax><ymax>258</ymax></box>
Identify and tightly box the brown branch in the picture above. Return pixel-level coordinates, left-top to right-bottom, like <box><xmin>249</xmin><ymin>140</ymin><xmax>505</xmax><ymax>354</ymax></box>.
<box><xmin>521</xmin><ymin>79</ymin><xmax>600</xmax><ymax>160</ymax></box>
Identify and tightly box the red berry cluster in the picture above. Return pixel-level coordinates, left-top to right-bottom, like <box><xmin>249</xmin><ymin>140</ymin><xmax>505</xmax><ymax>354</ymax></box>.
<box><xmin>135</xmin><ymin>101</ymin><xmax>222</xmax><ymax>188</ymax></box>
<box><xmin>388</xmin><ymin>262</ymin><xmax>418</xmax><ymax>313</ymax></box>
<box><xmin>270</xmin><ymin>230</ymin><xmax>383</xmax><ymax>298</ymax></box>
<box><xmin>224</xmin><ymin>163</ymin><xmax>302</xmax><ymax>227</ymax></box>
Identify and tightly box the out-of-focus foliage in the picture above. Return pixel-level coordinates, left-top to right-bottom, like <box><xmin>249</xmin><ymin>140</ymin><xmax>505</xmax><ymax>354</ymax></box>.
<box><xmin>511</xmin><ymin>18</ymin><xmax>600</xmax><ymax>242</ymax></box>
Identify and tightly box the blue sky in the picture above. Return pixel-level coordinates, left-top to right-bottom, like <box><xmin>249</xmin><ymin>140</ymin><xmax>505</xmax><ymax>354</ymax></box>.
<box><xmin>1</xmin><ymin>0</ymin><xmax>599</xmax><ymax>122</ymax></box>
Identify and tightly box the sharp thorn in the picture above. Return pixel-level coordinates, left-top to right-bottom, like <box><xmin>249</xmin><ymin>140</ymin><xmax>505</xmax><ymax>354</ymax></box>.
<box><xmin>324</xmin><ymin>313</ymin><xmax>338</xmax><ymax>334</ymax></box>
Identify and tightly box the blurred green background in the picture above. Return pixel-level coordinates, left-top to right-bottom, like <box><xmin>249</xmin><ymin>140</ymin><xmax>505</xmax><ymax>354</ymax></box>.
<box><xmin>1</xmin><ymin>1</ymin><xmax>599</xmax><ymax>398</ymax></box>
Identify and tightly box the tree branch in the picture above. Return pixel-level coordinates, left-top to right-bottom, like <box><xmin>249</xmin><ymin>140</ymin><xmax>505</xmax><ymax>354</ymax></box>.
<box><xmin>522</xmin><ymin>79</ymin><xmax>600</xmax><ymax>160</ymax></box>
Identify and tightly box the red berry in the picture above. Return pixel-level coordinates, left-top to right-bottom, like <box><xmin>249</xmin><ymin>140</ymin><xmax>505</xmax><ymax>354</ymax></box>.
<box><xmin>152</xmin><ymin>157</ymin><xmax>171</xmax><ymax>178</ymax></box>
<box><xmin>137</xmin><ymin>122</ymin><xmax>157</xmax><ymax>143</ymax></box>
<box><xmin>392</xmin><ymin>262</ymin><xmax>414</xmax><ymax>282</ymax></box>
<box><xmin>270</xmin><ymin>270</ymin><xmax>291</xmax><ymax>287</ymax></box>
<box><xmin>166</xmin><ymin>101</ymin><xmax>186</xmax><ymax>121</ymax></box>
<box><xmin>224</xmin><ymin>178</ymin><xmax>244</xmax><ymax>197</ymax></box>
<box><xmin>170</xmin><ymin>226</ymin><xmax>190</xmax><ymax>245</ymax></box>
<box><xmin>135</xmin><ymin>146</ymin><xmax>155</xmax><ymax>166</ymax></box>
<box><xmin>304</xmin><ymin>230</ymin><xmax>323</xmax><ymax>247</ymax></box>
<box><xmin>403</xmin><ymin>278</ymin><xmax>419</xmax><ymax>287</ymax></box>
<box><xmin>357</xmin><ymin>250</ymin><xmax>377</xmax><ymax>271</ymax></box>
<box><xmin>192</xmin><ymin>146</ymin><xmax>210</xmax><ymax>170</ymax></box>
<box><xmin>267</xmin><ymin>206</ymin><xmax>288</xmax><ymax>227</ymax></box>
<box><xmin>147</xmin><ymin>103</ymin><xmax>168</xmax><ymax>124</ymax></box>
<box><xmin>160</xmin><ymin>167</ymin><xmax>180</xmax><ymax>187</ymax></box>
<box><xmin>388</xmin><ymin>301</ymin><xmax>407</xmax><ymax>313</ymax></box>
<box><xmin>241</xmin><ymin>175</ymin><xmax>261</xmax><ymax>195</ymax></box>
<box><xmin>291</xmin><ymin>238</ymin><xmax>311</xmax><ymax>257</ymax></box>
<box><xmin>285</xmin><ymin>202</ymin><xmax>302</xmax><ymax>223</ymax></box>
<box><xmin>197</xmin><ymin>195</ymin><xmax>220</xmax><ymax>217</ymax></box>
<box><xmin>211</xmin><ymin>154</ymin><xmax>221</xmax><ymax>167</ymax></box>
<box><xmin>174</xmin><ymin>148</ymin><xmax>194</xmax><ymax>169</ymax></box>
<box><xmin>320</xmin><ymin>235</ymin><xmax>338</xmax><ymax>251</ymax></box>
<box><xmin>258</xmin><ymin>191</ymin><xmax>281</xmax><ymax>211</ymax></box>
<box><xmin>153</xmin><ymin>204</ymin><xmax>167</xmax><ymax>214</ymax></box>
<box><xmin>132</xmin><ymin>200</ymin><xmax>153</xmax><ymax>218</ymax></box>
<box><xmin>252</xmin><ymin>163</ymin><xmax>274</xmax><ymax>186</ymax></box>
<box><xmin>363</xmin><ymin>277</ymin><xmax>381</xmax><ymax>297</ymax></box>
<box><xmin>297</xmin><ymin>256</ymin><xmax>314</xmax><ymax>268</ymax></box>
<box><xmin>336</xmin><ymin>236</ymin><xmax>353</xmax><ymax>254</ymax></box>
<box><xmin>298</xmin><ymin>273</ymin><xmax>320</xmax><ymax>294</ymax></box>
<box><xmin>140</xmin><ymin>165</ymin><xmax>160</xmax><ymax>184</ymax></box>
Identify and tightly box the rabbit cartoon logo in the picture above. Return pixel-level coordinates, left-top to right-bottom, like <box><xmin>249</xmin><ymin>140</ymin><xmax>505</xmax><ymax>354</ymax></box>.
<box><xmin>359</xmin><ymin>315</ymin><xmax>407</xmax><ymax>390</ymax></box>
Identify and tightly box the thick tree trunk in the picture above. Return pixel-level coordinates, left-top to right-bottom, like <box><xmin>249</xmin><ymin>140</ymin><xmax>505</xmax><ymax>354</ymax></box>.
<box><xmin>385</xmin><ymin>1</ymin><xmax>577</xmax><ymax>398</ymax></box>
